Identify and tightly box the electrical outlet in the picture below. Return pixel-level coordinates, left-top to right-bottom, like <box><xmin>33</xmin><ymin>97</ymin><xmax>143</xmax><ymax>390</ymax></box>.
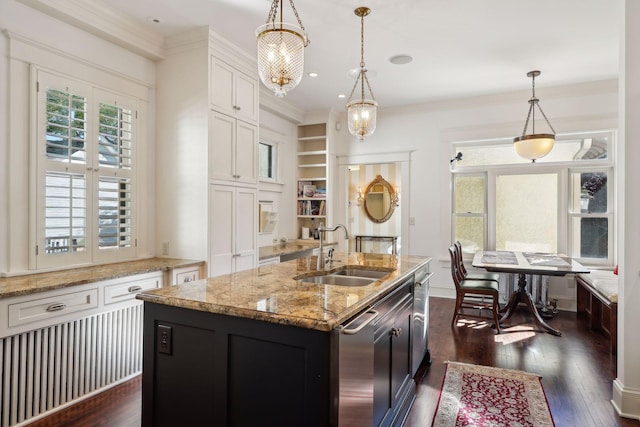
<box><xmin>157</xmin><ymin>325</ymin><xmax>172</xmax><ymax>355</ymax></box>
<box><xmin>162</xmin><ymin>241</ymin><xmax>169</xmax><ymax>255</ymax></box>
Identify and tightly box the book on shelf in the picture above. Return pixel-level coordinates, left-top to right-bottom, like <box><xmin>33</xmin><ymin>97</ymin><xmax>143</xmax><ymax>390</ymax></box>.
<box><xmin>298</xmin><ymin>181</ymin><xmax>311</xmax><ymax>197</ymax></box>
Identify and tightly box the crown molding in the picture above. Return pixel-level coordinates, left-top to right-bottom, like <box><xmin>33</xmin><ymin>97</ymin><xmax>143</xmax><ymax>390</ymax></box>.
<box><xmin>18</xmin><ymin>0</ymin><xmax>166</xmax><ymax>60</ymax></box>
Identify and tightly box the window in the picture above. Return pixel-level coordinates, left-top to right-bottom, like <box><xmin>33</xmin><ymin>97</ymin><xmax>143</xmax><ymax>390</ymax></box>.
<box><xmin>258</xmin><ymin>141</ymin><xmax>277</xmax><ymax>180</ymax></box>
<box><xmin>452</xmin><ymin>174</ymin><xmax>486</xmax><ymax>254</ymax></box>
<box><xmin>451</xmin><ymin>130</ymin><xmax>615</xmax><ymax>266</ymax></box>
<box><xmin>35</xmin><ymin>70</ymin><xmax>138</xmax><ymax>268</ymax></box>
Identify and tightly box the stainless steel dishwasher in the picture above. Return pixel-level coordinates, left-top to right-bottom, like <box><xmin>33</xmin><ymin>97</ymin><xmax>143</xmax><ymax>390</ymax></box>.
<box><xmin>412</xmin><ymin>266</ymin><xmax>433</xmax><ymax>375</ymax></box>
<box><xmin>335</xmin><ymin>307</ymin><xmax>379</xmax><ymax>426</ymax></box>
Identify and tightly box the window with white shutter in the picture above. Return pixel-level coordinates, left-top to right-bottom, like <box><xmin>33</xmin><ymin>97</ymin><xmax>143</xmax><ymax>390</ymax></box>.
<box><xmin>34</xmin><ymin>70</ymin><xmax>137</xmax><ymax>268</ymax></box>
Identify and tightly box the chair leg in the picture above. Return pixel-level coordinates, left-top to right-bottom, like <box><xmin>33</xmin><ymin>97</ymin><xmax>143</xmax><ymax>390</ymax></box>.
<box><xmin>492</xmin><ymin>295</ymin><xmax>501</xmax><ymax>334</ymax></box>
<box><xmin>451</xmin><ymin>295</ymin><xmax>461</xmax><ymax>327</ymax></box>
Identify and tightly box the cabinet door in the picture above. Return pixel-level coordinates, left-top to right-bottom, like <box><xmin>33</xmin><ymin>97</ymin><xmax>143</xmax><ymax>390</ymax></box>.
<box><xmin>234</xmin><ymin>120</ymin><xmax>257</xmax><ymax>185</ymax></box>
<box><xmin>210</xmin><ymin>111</ymin><xmax>236</xmax><ymax>182</ymax></box>
<box><xmin>210</xmin><ymin>56</ymin><xmax>235</xmax><ymax>116</ymax></box>
<box><xmin>234</xmin><ymin>71</ymin><xmax>258</xmax><ymax>123</ymax></box>
<box><xmin>209</xmin><ymin>185</ymin><xmax>235</xmax><ymax>277</ymax></box>
<box><xmin>209</xmin><ymin>185</ymin><xmax>257</xmax><ymax>277</ymax></box>
<box><xmin>233</xmin><ymin>186</ymin><xmax>257</xmax><ymax>272</ymax></box>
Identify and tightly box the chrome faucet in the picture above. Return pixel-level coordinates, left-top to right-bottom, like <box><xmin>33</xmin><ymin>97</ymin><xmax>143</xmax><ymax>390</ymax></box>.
<box><xmin>317</xmin><ymin>223</ymin><xmax>350</xmax><ymax>269</ymax></box>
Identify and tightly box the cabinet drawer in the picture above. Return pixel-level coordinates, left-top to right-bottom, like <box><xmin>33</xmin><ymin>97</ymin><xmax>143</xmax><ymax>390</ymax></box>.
<box><xmin>8</xmin><ymin>288</ymin><xmax>99</xmax><ymax>328</ymax></box>
<box><xmin>175</xmin><ymin>268</ymin><xmax>200</xmax><ymax>284</ymax></box>
<box><xmin>104</xmin><ymin>274</ymin><xmax>161</xmax><ymax>305</ymax></box>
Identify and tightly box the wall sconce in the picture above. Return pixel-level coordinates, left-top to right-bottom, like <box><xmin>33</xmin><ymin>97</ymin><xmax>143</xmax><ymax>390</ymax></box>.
<box><xmin>392</xmin><ymin>186</ymin><xmax>400</xmax><ymax>207</ymax></box>
<box><xmin>356</xmin><ymin>187</ymin><xmax>364</xmax><ymax>206</ymax></box>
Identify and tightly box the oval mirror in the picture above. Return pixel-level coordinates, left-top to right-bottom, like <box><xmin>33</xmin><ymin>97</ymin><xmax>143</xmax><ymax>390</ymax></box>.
<box><xmin>363</xmin><ymin>175</ymin><xmax>397</xmax><ymax>223</ymax></box>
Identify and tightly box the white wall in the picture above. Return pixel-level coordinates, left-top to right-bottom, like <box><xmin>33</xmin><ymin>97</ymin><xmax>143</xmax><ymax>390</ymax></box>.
<box><xmin>612</xmin><ymin>0</ymin><xmax>640</xmax><ymax>418</ymax></box>
<box><xmin>0</xmin><ymin>0</ymin><xmax>156</xmax><ymax>274</ymax></box>
<box><xmin>331</xmin><ymin>80</ymin><xmax>618</xmax><ymax>299</ymax></box>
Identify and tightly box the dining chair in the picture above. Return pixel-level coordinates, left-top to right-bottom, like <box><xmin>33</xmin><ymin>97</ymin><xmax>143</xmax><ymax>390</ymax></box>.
<box><xmin>448</xmin><ymin>245</ymin><xmax>501</xmax><ymax>333</ymax></box>
<box><xmin>454</xmin><ymin>241</ymin><xmax>501</xmax><ymax>283</ymax></box>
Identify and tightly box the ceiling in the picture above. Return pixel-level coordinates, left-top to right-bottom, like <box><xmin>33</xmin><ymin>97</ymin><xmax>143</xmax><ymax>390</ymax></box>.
<box><xmin>80</xmin><ymin>0</ymin><xmax>621</xmax><ymax>113</ymax></box>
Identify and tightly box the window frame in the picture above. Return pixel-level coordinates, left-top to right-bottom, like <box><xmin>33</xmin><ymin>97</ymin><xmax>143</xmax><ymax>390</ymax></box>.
<box><xmin>451</xmin><ymin>130</ymin><xmax>616</xmax><ymax>267</ymax></box>
<box><xmin>258</xmin><ymin>139</ymin><xmax>279</xmax><ymax>183</ymax></box>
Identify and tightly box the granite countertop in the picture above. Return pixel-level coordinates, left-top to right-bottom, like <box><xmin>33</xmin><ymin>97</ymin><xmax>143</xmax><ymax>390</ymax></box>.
<box><xmin>0</xmin><ymin>258</ymin><xmax>205</xmax><ymax>298</ymax></box>
<box><xmin>137</xmin><ymin>252</ymin><xmax>431</xmax><ymax>332</ymax></box>
<box><xmin>258</xmin><ymin>239</ymin><xmax>335</xmax><ymax>260</ymax></box>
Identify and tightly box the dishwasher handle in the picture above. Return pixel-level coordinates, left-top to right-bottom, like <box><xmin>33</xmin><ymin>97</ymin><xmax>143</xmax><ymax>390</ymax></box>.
<box><xmin>342</xmin><ymin>309</ymin><xmax>379</xmax><ymax>335</ymax></box>
<box><xmin>416</xmin><ymin>272</ymin><xmax>434</xmax><ymax>286</ymax></box>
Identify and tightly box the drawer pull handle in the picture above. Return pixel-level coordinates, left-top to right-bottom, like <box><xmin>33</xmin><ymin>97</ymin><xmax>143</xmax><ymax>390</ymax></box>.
<box><xmin>391</xmin><ymin>327</ymin><xmax>402</xmax><ymax>337</ymax></box>
<box><xmin>46</xmin><ymin>303</ymin><xmax>67</xmax><ymax>312</ymax></box>
<box><xmin>128</xmin><ymin>286</ymin><xmax>143</xmax><ymax>293</ymax></box>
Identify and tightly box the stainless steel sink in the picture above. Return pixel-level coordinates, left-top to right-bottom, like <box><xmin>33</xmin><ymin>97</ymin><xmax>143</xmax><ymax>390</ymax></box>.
<box><xmin>332</xmin><ymin>269</ymin><xmax>391</xmax><ymax>279</ymax></box>
<box><xmin>296</xmin><ymin>267</ymin><xmax>393</xmax><ymax>286</ymax></box>
<box><xmin>299</xmin><ymin>275</ymin><xmax>374</xmax><ymax>286</ymax></box>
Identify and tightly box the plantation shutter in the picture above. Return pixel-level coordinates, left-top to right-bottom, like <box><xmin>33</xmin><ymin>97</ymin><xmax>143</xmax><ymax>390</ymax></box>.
<box><xmin>34</xmin><ymin>71</ymin><xmax>137</xmax><ymax>268</ymax></box>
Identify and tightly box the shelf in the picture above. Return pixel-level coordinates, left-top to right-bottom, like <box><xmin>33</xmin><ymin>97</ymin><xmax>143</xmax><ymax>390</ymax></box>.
<box><xmin>298</xmin><ymin>163</ymin><xmax>326</xmax><ymax>168</ymax></box>
<box><xmin>298</xmin><ymin>197</ymin><xmax>327</xmax><ymax>201</ymax></box>
<box><xmin>298</xmin><ymin>177</ymin><xmax>326</xmax><ymax>181</ymax></box>
<box><xmin>297</xmin><ymin>150</ymin><xmax>327</xmax><ymax>156</ymax></box>
<box><xmin>297</xmin><ymin>136</ymin><xmax>326</xmax><ymax>141</ymax></box>
<box><xmin>297</xmin><ymin>215</ymin><xmax>326</xmax><ymax>219</ymax></box>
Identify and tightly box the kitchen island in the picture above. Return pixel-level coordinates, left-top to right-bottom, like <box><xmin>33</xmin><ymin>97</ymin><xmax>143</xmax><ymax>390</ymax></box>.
<box><xmin>137</xmin><ymin>252</ymin><xmax>431</xmax><ymax>427</ymax></box>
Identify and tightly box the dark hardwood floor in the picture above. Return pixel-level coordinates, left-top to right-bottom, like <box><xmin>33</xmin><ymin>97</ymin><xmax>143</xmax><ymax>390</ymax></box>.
<box><xmin>29</xmin><ymin>297</ymin><xmax>638</xmax><ymax>427</ymax></box>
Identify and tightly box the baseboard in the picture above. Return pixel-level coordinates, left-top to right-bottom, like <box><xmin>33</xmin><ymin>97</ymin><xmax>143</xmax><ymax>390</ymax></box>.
<box><xmin>612</xmin><ymin>378</ymin><xmax>640</xmax><ymax>421</ymax></box>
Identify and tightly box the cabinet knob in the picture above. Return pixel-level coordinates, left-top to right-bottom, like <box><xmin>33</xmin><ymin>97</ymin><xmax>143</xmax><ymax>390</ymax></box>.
<box><xmin>391</xmin><ymin>327</ymin><xmax>402</xmax><ymax>337</ymax></box>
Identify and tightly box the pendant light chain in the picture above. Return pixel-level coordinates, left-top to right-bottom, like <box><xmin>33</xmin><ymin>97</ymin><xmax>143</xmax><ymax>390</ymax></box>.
<box><xmin>265</xmin><ymin>0</ymin><xmax>309</xmax><ymax>46</ymax></box>
<box><xmin>520</xmin><ymin>72</ymin><xmax>555</xmax><ymax>137</ymax></box>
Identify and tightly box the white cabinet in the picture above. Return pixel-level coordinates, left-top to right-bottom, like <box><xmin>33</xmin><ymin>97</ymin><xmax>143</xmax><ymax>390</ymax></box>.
<box><xmin>209</xmin><ymin>184</ymin><xmax>257</xmax><ymax>277</ymax></box>
<box><xmin>210</xmin><ymin>56</ymin><xmax>258</xmax><ymax>124</ymax></box>
<box><xmin>156</xmin><ymin>28</ymin><xmax>259</xmax><ymax>267</ymax></box>
<box><xmin>210</xmin><ymin>110</ymin><xmax>257</xmax><ymax>185</ymax></box>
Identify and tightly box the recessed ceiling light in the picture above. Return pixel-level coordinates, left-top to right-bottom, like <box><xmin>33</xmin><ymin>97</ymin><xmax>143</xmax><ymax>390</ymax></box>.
<box><xmin>308</xmin><ymin>72</ymin><xmax>318</xmax><ymax>77</ymax></box>
<box><xmin>389</xmin><ymin>54</ymin><xmax>413</xmax><ymax>65</ymax></box>
<box><xmin>337</xmin><ymin>93</ymin><xmax>346</xmax><ymax>99</ymax></box>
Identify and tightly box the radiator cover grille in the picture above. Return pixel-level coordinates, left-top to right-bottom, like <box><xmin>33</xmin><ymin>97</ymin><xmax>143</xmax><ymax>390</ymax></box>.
<box><xmin>0</xmin><ymin>304</ymin><xmax>143</xmax><ymax>426</ymax></box>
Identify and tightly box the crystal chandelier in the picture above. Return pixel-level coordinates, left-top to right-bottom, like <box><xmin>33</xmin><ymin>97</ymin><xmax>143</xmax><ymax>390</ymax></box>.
<box><xmin>346</xmin><ymin>7</ymin><xmax>377</xmax><ymax>142</ymax></box>
<box><xmin>513</xmin><ymin>70</ymin><xmax>556</xmax><ymax>162</ymax></box>
<box><xmin>256</xmin><ymin>0</ymin><xmax>309</xmax><ymax>97</ymax></box>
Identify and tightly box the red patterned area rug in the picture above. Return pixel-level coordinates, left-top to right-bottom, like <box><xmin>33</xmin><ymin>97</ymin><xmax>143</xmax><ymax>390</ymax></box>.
<box><xmin>431</xmin><ymin>361</ymin><xmax>555</xmax><ymax>427</ymax></box>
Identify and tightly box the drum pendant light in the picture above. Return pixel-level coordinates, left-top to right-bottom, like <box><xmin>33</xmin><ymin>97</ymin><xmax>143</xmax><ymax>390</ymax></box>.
<box><xmin>513</xmin><ymin>70</ymin><xmax>556</xmax><ymax>162</ymax></box>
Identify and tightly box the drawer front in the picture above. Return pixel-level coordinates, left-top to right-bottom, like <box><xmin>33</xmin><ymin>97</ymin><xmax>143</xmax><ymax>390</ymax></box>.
<box><xmin>8</xmin><ymin>288</ymin><xmax>99</xmax><ymax>328</ymax></box>
<box><xmin>175</xmin><ymin>268</ymin><xmax>200</xmax><ymax>284</ymax></box>
<box><xmin>104</xmin><ymin>274</ymin><xmax>161</xmax><ymax>304</ymax></box>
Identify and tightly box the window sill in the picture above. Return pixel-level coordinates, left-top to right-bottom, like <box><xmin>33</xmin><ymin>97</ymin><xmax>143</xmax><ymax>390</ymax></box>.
<box><xmin>259</xmin><ymin>180</ymin><xmax>284</xmax><ymax>193</ymax></box>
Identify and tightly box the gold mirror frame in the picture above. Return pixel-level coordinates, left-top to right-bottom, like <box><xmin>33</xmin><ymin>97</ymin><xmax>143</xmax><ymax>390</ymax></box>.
<box><xmin>363</xmin><ymin>174</ymin><xmax>397</xmax><ymax>223</ymax></box>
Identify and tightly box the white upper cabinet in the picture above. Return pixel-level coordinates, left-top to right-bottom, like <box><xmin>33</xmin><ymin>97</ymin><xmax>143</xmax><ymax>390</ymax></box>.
<box><xmin>209</xmin><ymin>110</ymin><xmax>257</xmax><ymax>185</ymax></box>
<box><xmin>210</xmin><ymin>56</ymin><xmax>258</xmax><ymax>124</ymax></box>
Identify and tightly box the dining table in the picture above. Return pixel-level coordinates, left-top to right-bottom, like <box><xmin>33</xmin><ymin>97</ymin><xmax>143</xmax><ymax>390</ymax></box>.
<box><xmin>472</xmin><ymin>250</ymin><xmax>590</xmax><ymax>336</ymax></box>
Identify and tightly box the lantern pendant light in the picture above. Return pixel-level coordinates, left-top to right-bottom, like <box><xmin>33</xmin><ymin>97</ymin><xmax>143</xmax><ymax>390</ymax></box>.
<box><xmin>513</xmin><ymin>70</ymin><xmax>556</xmax><ymax>162</ymax></box>
<box><xmin>256</xmin><ymin>0</ymin><xmax>309</xmax><ymax>97</ymax></box>
<box><xmin>346</xmin><ymin>7</ymin><xmax>378</xmax><ymax>142</ymax></box>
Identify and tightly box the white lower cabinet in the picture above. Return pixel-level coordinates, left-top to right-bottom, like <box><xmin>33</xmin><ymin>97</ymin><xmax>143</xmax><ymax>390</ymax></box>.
<box><xmin>0</xmin><ymin>271</ymin><xmax>163</xmax><ymax>426</ymax></box>
<box><xmin>209</xmin><ymin>184</ymin><xmax>257</xmax><ymax>277</ymax></box>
